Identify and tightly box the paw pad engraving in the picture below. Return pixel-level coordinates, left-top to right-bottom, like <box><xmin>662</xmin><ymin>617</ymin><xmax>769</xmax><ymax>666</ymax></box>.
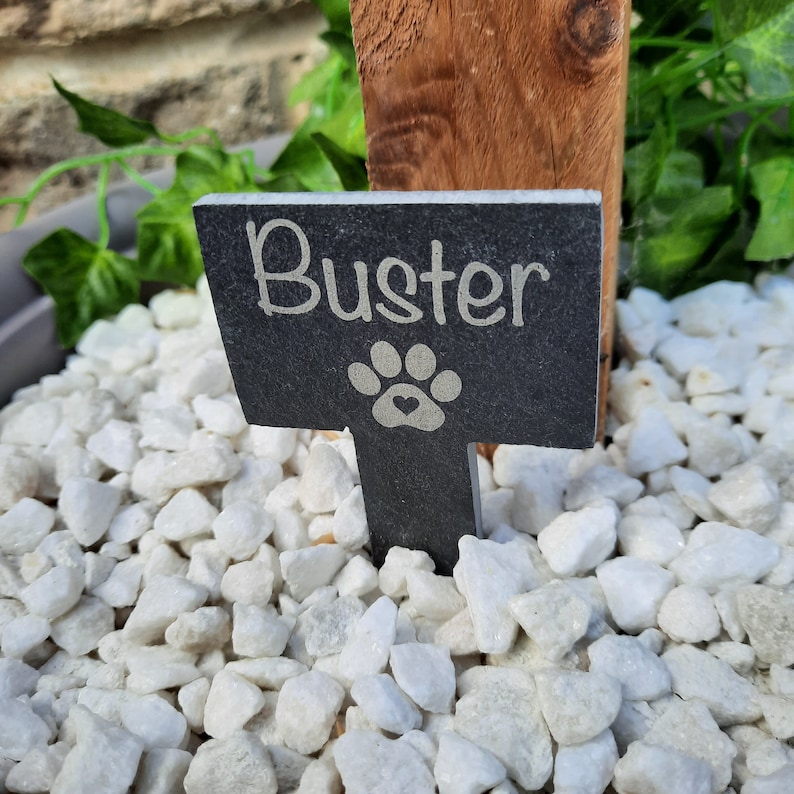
<box><xmin>348</xmin><ymin>341</ymin><xmax>462</xmax><ymax>431</ymax></box>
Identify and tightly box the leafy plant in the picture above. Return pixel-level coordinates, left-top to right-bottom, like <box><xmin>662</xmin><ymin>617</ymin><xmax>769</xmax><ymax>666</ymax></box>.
<box><xmin>623</xmin><ymin>0</ymin><xmax>794</xmax><ymax>296</ymax></box>
<box><xmin>3</xmin><ymin>0</ymin><xmax>793</xmax><ymax>345</ymax></box>
<box><xmin>0</xmin><ymin>0</ymin><xmax>366</xmax><ymax>347</ymax></box>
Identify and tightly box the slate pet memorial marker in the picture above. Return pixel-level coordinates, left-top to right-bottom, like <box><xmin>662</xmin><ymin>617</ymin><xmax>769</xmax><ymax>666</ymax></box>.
<box><xmin>194</xmin><ymin>191</ymin><xmax>602</xmax><ymax>573</ymax></box>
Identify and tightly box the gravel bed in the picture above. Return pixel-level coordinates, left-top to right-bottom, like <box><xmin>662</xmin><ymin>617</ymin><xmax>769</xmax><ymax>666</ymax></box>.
<box><xmin>1</xmin><ymin>270</ymin><xmax>794</xmax><ymax>793</ymax></box>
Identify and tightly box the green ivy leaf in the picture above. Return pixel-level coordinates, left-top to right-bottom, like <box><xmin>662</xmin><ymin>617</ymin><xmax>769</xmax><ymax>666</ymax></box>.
<box><xmin>53</xmin><ymin>78</ymin><xmax>161</xmax><ymax>147</ymax></box>
<box><xmin>23</xmin><ymin>229</ymin><xmax>140</xmax><ymax>348</ymax></box>
<box><xmin>311</xmin><ymin>132</ymin><xmax>368</xmax><ymax>191</ymax></box>
<box><xmin>655</xmin><ymin>150</ymin><xmax>704</xmax><ymax>199</ymax></box>
<box><xmin>746</xmin><ymin>156</ymin><xmax>794</xmax><ymax>261</ymax></box>
<box><xmin>289</xmin><ymin>56</ymin><xmax>346</xmax><ymax>107</ymax></box>
<box><xmin>726</xmin><ymin>4</ymin><xmax>794</xmax><ymax>99</ymax></box>
<box><xmin>137</xmin><ymin>145</ymin><xmax>259</xmax><ymax>283</ymax></box>
<box><xmin>631</xmin><ymin>187</ymin><xmax>736</xmax><ymax>295</ymax></box>
<box><xmin>624</xmin><ymin>124</ymin><xmax>668</xmax><ymax>206</ymax></box>
<box><xmin>316</xmin><ymin>85</ymin><xmax>367</xmax><ymax>159</ymax></box>
<box><xmin>266</xmin><ymin>122</ymin><xmax>345</xmax><ymax>192</ymax></box>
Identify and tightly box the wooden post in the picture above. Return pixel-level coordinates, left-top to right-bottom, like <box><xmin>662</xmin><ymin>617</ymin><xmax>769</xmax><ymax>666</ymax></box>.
<box><xmin>349</xmin><ymin>0</ymin><xmax>630</xmax><ymax>445</ymax></box>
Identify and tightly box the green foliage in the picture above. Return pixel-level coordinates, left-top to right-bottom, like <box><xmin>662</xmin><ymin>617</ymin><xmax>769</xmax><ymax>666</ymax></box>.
<box><xmin>3</xmin><ymin>0</ymin><xmax>794</xmax><ymax>347</ymax></box>
<box><xmin>1</xmin><ymin>0</ymin><xmax>367</xmax><ymax>347</ymax></box>
<box><xmin>624</xmin><ymin>0</ymin><xmax>794</xmax><ymax>296</ymax></box>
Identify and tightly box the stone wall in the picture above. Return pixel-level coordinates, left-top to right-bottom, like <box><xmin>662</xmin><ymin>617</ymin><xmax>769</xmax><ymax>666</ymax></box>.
<box><xmin>0</xmin><ymin>0</ymin><xmax>325</xmax><ymax>231</ymax></box>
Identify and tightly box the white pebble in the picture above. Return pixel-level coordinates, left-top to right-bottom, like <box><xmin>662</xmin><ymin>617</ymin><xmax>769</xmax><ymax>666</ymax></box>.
<box><xmin>0</xmin><ymin>498</ymin><xmax>55</xmax><ymax>555</ymax></box>
<box><xmin>537</xmin><ymin>499</ymin><xmax>619</xmax><ymax>576</ymax></box>
<box><xmin>203</xmin><ymin>669</ymin><xmax>266</xmax><ymax>739</ymax></box>
<box><xmin>120</xmin><ymin>693</ymin><xmax>188</xmax><ymax>750</ymax></box>
<box><xmin>509</xmin><ymin>580</ymin><xmax>590</xmax><ymax>661</ymax></box>
<box><xmin>553</xmin><ymin>729</ymin><xmax>619</xmax><ymax>794</ymax></box>
<box><xmin>58</xmin><ymin>477</ymin><xmax>121</xmax><ymax>547</ymax></box>
<box><xmin>390</xmin><ymin>642</ymin><xmax>456</xmax><ymax>713</ymax></box>
<box><xmin>0</xmin><ymin>446</ymin><xmax>38</xmax><ymax>510</ymax></box>
<box><xmin>280</xmin><ymin>544</ymin><xmax>347</xmax><ymax>603</ymax></box>
<box><xmin>334</xmin><ymin>555</ymin><xmax>380</xmax><ymax>598</ymax></box>
<box><xmin>612</xmin><ymin>740</ymin><xmax>712</xmax><ymax>794</ymax></box>
<box><xmin>624</xmin><ymin>407</ymin><xmax>687</xmax><ymax>476</ymax></box>
<box><xmin>333</xmin><ymin>485</ymin><xmax>369</xmax><ymax>550</ymax></box>
<box><xmin>164</xmin><ymin>606</ymin><xmax>231</xmax><ymax>653</ymax></box>
<box><xmin>709</xmin><ymin>463</ymin><xmax>780</xmax><ymax>530</ymax></box>
<box><xmin>658</xmin><ymin>585</ymin><xmax>721</xmax><ymax>643</ymax></box>
<box><xmin>351</xmin><ymin>673</ymin><xmax>422</xmax><ymax>734</ymax></box>
<box><xmin>192</xmin><ymin>394</ymin><xmax>247</xmax><ymax>437</ymax></box>
<box><xmin>1</xmin><ymin>614</ymin><xmax>51</xmax><ymax>658</ymax></box>
<box><xmin>19</xmin><ymin>565</ymin><xmax>84</xmax><ymax>619</ymax></box>
<box><xmin>297</xmin><ymin>443</ymin><xmax>354</xmax><ymax>513</ymax></box>
<box><xmin>154</xmin><ymin>488</ymin><xmax>218</xmax><ymax>542</ymax></box>
<box><xmin>249</xmin><ymin>425</ymin><xmax>297</xmax><ymax>463</ymax></box>
<box><xmin>220</xmin><ymin>559</ymin><xmax>274</xmax><ymax>607</ymax></box>
<box><xmin>183</xmin><ymin>731</ymin><xmax>277</xmax><ymax>794</ymax></box>
<box><xmin>455</xmin><ymin>536</ymin><xmax>543</xmax><ymax>653</ymax></box>
<box><xmin>434</xmin><ymin>730</ymin><xmax>506</xmax><ymax>794</ymax></box>
<box><xmin>0</xmin><ymin>697</ymin><xmax>52</xmax><ymax>760</ymax></box>
<box><xmin>85</xmin><ymin>419</ymin><xmax>141</xmax><ymax>472</ymax></box>
<box><xmin>338</xmin><ymin>596</ymin><xmax>397</xmax><ymax>685</ymax></box>
<box><xmin>617</xmin><ymin>513</ymin><xmax>685</xmax><ymax>565</ymax></box>
<box><xmin>596</xmin><ymin>557</ymin><xmax>675</xmax><ymax>633</ymax></box>
<box><xmin>737</xmin><ymin>585</ymin><xmax>794</xmax><ymax>666</ymax></box>
<box><xmin>588</xmin><ymin>634</ymin><xmax>670</xmax><ymax>701</ymax></box>
<box><xmin>232</xmin><ymin>602</ymin><xmax>291</xmax><ymax>658</ymax></box>
<box><xmin>209</xmin><ymin>500</ymin><xmax>273</xmax><ymax>561</ymax></box>
<box><xmin>276</xmin><ymin>670</ymin><xmax>345</xmax><ymax>753</ymax></box>
<box><xmin>534</xmin><ymin>668</ymin><xmax>622</xmax><ymax>745</ymax></box>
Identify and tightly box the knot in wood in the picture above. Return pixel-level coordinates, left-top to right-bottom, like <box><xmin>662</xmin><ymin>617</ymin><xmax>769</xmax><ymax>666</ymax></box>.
<box><xmin>556</xmin><ymin>0</ymin><xmax>623</xmax><ymax>84</ymax></box>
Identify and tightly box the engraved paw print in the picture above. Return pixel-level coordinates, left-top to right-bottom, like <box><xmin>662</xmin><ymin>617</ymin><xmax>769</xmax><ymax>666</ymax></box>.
<box><xmin>348</xmin><ymin>341</ymin><xmax>462</xmax><ymax>431</ymax></box>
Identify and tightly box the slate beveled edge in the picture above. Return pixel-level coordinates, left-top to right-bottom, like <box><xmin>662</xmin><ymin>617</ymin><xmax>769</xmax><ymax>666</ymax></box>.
<box><xmin>194</xmin><ymin>189</ymin><xmax>602</xmax><ymax>207</ymax></box>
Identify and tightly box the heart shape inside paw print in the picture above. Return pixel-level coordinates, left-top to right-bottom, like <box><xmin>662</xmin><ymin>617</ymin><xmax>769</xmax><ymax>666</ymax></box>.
<box><xmin>393</xmin><ymin>395</ymin><xmax>420</xmax><ymax>416</ymax></box>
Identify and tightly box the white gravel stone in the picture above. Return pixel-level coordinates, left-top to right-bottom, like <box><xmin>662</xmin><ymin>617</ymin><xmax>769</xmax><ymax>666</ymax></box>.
<box><xmin>58</xmin><ymin>477</ymin><xmax>121</xmax><ymax>547</ymax></box>
<box><xmin>334</xmin><ymin>555</ymin><xmax>380</xmax><ymax>597</ymax></box>
<box><xmin>126</xmin><ymin>645</ymin><xmax>200</xmax><ymax>694</ymax></box>
<box><xmin>0</xmin><ymin>658</ymin><xmax>39</xmax><ymax>699</ymax></box>
<box><xmin>177</xmin><ymin>677</ymin><xmax>210</xmax><ymax>732</ymax></box>
<box><xmin>737</xmin><ymin>585</ymin><xmax>794</xmax><ymax>666</ymax></box>
<box><xmin>0</xmin><ymin>498</ymin><xmax>55</xmax><ymax>555</ymax></box>
<box><xmin>276</xmin><ymin>670</ymin><xmax>344</xmax><ymax>754</ymax></box>
<box><xmin>1</xmin><ymin>401</ymin><xmax>61</xmax><ymax>447</ymax></box>
<box><xmin>51</xmin><ymin>705</ymin><xmax>143</xmax><ymax>794</ymax></box>
<box><xmin>50</xmin><ymin>595</ymin><xmax>114</xmax><ymax>656</ymax></box>
<box><xmin>658</xmin><ymin>584</ymin><xmax>722</xmax><ymax>643</ymax></box>
<box><xmin>644</xmin><ymin>698</ymin><xmax>736</xmax><ymax>793</ymax></box>
<box><xmin>232</xmin><ymin>602</ymin><xmax>291</xmax><ymax>658</ymax></box>
<box><xmin>612</xmin><ymin>740</ymin><xmax>712</xmax><ymax>794</ymax></box>
<box><xmin>5</xmin><ymin>742</ymin><xmax>69</xmax><ymax>793</ymax></box>
<box><xmin>564</xmin><ymin>464</ymin><xmax>644</xmax><ymax>510</ymax></box>
<box><xmin>390</xmin><ymin>642</ymin><xmax>456</xmax><ymax>713</ymax></box>
<box><xmin>249</xmin><ymin>426</ymin><xmax>297</xmax><ymax>463</ymax></box>
<box><xmin>302</xmin><ymin>595</ymin><xmax>364</xmax><ymax>657</ymax></box>
<box><xmin>203</xmin><ymin>669</ymin><xmax>266</xmax><ymax>739</ymax></box>
<box><xmin>120</xmin><ymin>693</ymin><xmax>188</xmax><ymax>749</ymax></box>
<box><xmin>280</xmin><ymin>544</ymin><xmax>347</xmax><ymax>603</ymax></box>
<box><xmin>508</xmin><ymin>579</ymin><xmax>590</xmax><ymax>661</ymax></box>
<box><xmin>454</xmin><ymin>667</ymin><xmax>552</xmax><ymax>791</ymax></box>
<box><xmin>685</xmin><ymin>417</ymin><xmax>743</xmax><ymax>478</ymax></box>
<box><xmin>334</xmin><ymin>730</ymin><xmax>435</xmax><ymax>794</ymax></box>
<box><xmin>537</xmin><ymin>499</ymin><xmax>619</xmax><ymax>576</ymax></box>
<box><xmin>221</xmin><ymin>457</ymin><xmax>283</xmax><ymax>508</ymax></box>
<box><xmin>154</xmin><ymin>488</ymin><xmax>218</xmax><ymax>542</ymax></box>
<box><xmin>662</xmin><ymin>645</ymin><xmax>762</xmax><ymax>726</ymax></box>
<box><xmin>165</xmin><ymin>606</ymin><xmax>231</xmax><ymax>653</ymax></box>
<box><xmin>183</xmin><ymin>731</ymin><xmax>278</xmax><ymax>794</ymax></box>
<box><xmin>379</xmin><ymin>546</ymin><xmax>435</xmax><ymax>598</ymax></box>
<box><xmin>670</xmin><ymin>464</ymin><xmax>724</xmax><ymax>521</ymax></box>
<box><xmin>92</xmin><ymin>557</ymin><xmax>143</xmax><ymax>607</ymax></box>
<box><xmin>351</xmin><ymin>673</ymin><xmax>422</xmax><ymax>735</ymax></box>
<box><xmin>337</xmin><ymin>596</ymin><xmax>397</xmax><ymax>684</ymax></box>
<box><xmin>298</xmin><ymin>443</ymin><xmax>354</xmax><ymax>513</ymax></box>
<box><xmin>332</xmin><ymin>485</ymin><xmax>369</xmax><ymax>550</ymax></box>
<box><xmin>85</xmin><ymin>419</ymin><xmax>141</xmax><ymax>472</ymax></box>
<box><xmin>211</xmin><ymin>500</ymin><xmax>274</xmax><ymax>561</ymax></box>
<box><xmin>617</xmin><ymin>513</ymin><xmax>685</xmax><ymax>565</ymax></box>
<box><xmin>553</xmin><ymin>729</ymin><xmax>619</xmax><ymax>794</ymax></box>
<box><xmin>455</xmin><ymin>536</ymin><xmax>543</xmax><ymax>653</ymax></box>
<box><xmin>192</xmin><ymin>394</ymin><xmax>247</xmax><ymax>437</ymax></box>
<box><xmin>625</xmin><ymin>407</ymin><xmax>688</xmax><ymax>476</ymax></box>
<box><xmin>186</xmin><ymin>539</ymin><xmax>229</xmax><ymax>600</ymax></box>
<box><xmin>19</xmin><ymin>565</ymin><xmax>83</xmax><ymax>619</ymax></box>
<box><xmin>404</xmin><ymin>569</ymin><xmax>465</xmax><ymax>621</ymax></box>
<box><xmin>670</xmin><ymin>522</ymin><xmax>780</xmax><ymax>592</ymax></box>
<box><xmin>588</xmin><ymin>634</ymin><xmax>671</xmax><ymax>701</ymax></box>
<box><xmin>123</xmin><ymin>574</ymin><xmax>208</xmax><ymax>644</ymax></box>
<box><xmin>220</xmin><ymin>559</ymin><xmax>275</xmax><ymax>607</ymax></box>
<box><xmin>133</xmin><ymin>748</ymin><xmax>193</xmax><ymax>794</ymax></box>
<box><xmin>0</xmin><ymin>446</ymin><xmax>38</xmax><ymax>510</ymax></box>
<box><xmin>534</xmin><ymin>668</ymin><xmax>622</xmax><ymax>745</ymax></box>
<box><xmin>0</xmin><ymin>697</ymin><xmax>52</xmax><ymax>760</ymax></box>
<box><xmin>709</xmin><ymin>463</ymin><xmax>780</xmax><ymax>530</ymax></box>
<box><xmin>434</xmin><ymin>731</ymin><xmax>506</xmax><ymax>794</ymax></box>
<box><xmin>1</xmin><ymin>614</ymin><xmax>50</xmax><ymax>658</ymax></box>
<box><xmin>596</xmin><ymin>557</ymin><xmax>675</xmax><ymax>632</ymax></box>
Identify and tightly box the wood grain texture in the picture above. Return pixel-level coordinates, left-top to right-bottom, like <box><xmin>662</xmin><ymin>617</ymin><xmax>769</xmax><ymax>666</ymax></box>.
<box><xmin>350</xmin><ymin>0</ymin><xmax>630</xmax><ymax>441</ymax></box>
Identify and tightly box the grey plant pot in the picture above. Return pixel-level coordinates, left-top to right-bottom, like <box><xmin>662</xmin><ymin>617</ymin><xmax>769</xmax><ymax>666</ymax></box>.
<box><xmin>0</xmin><ymin>136</ymin><xmax>289</xmax><ymax>406</ymax></box>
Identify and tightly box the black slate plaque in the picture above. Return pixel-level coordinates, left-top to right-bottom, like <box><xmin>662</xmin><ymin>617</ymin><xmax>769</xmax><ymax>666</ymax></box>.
<box><xmin>194</xmin><ymin>191</ymin><xmax>602</xmax><ymax>574</ymax></box>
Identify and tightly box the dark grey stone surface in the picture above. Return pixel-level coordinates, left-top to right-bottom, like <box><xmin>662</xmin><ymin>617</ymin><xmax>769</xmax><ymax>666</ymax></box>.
<box><xmin>194</xmin><ymin>190</ymin><xmax>602</xmax><ymax>573</ymax></box>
